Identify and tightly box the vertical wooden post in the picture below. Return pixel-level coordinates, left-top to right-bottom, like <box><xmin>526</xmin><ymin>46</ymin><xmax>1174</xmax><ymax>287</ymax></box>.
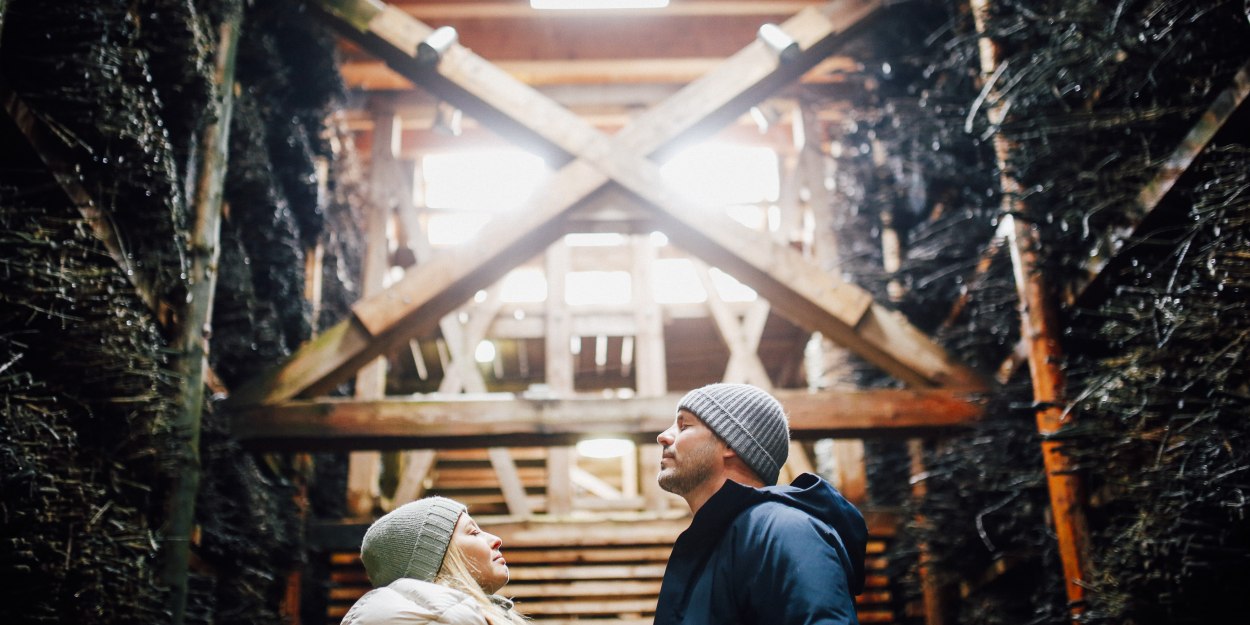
<box><xmin>632</xmin><ymin>235</ymin><xmax>666</xmax><ymax>397</ymax></box>
<box><xmin>543</xmin><ymin>239</ymin><xmax>576</xmax><ymax>515</ymax></box>
<box><xmin>909</xmin><ymin>440</ymin><xmax>952</xmax><ymax>625</ymax></box>
<box><xmin>800</xmin><ymin>100</ymin><xmax>870</xmax><ymax>507</ymax></box>
<box><xmin>970</xmin><ymin>0</ymin><xmax>1091</xmax><ymax>618</ymax></box>
<box><xmin>163</xmin><ymin>11</ymin><xmax>240</xmax><ymax>625</ymax></box>
<box><xmin>347</xmin><ymin>108</ymin><xmax>396</xmax><ymax>518</ymax></box>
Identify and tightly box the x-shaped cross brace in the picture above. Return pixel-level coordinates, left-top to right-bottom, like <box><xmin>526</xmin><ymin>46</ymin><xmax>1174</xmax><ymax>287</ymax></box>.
<box><xmin>228</xmin><ymin>0</ymin><xmax>987</xmax><ymax>407</ymax></box>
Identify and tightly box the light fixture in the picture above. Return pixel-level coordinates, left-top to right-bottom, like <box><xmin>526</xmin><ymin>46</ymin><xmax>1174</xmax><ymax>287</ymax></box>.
<box><xmin>576</xmin><ymin>438</ymin><xmax>635</xmax><ymax>459</ymax></box>
<box><xmin>417</xmin><ymin>26</ymin><xmax>458</xmax><ymax>64</ymax></box>
<box><xmin>475</xmin><ymin>340</ymin><xmax>496</xmax><ymax>363</ymax></box>
<box><xmin>532</xmin><ymin>0</ymin><xmax>668</xmax><ymax>9</ymax></box>
<box><xmin>757</xmin><ymin>23</ymin><xmax>799</xmax><ymax>62</ymax></box>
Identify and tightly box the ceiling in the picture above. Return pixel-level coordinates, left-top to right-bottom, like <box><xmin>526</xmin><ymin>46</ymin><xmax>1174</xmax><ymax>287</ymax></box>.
<box><xmin>336</xmin><ymin>0</ymin><xmax>862</xmax><ymax>160</ymax></box>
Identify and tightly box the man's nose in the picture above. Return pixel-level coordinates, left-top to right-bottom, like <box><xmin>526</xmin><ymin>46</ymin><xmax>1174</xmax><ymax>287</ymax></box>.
<box><xmin>657</xmin><ymin>427</ymin><xmax>674</xmax><ymax>446</ymax></box>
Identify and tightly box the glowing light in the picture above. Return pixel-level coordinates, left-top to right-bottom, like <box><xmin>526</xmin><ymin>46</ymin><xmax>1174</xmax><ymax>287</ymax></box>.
<box><xmin>660</xmin><ymin>143</ymin><xmax>779</xmax><ymax>207</ymax></box>
<box><xmin>423</xmin><ymin>149</ymin><xmax>549</xmax><ymax>212</ymax></box>
<box><xmin>576</xmin><ymin>438</ymin><xmax>635</xmax><ymax>459</ymax></box>
<box><xmin>474</xmin><ymin>340</ymin><xmax>496</xmax><ymax>363</ymax></box>
<box><xmin>652</xmin><ymin>258</ymin><xmax>706</xmax><ymax>304</ymax></box>
<box><xmin>500</xmin><ymin>267</ymin><xmax>547</xmax><ymax>303</ymax></box>
<box><xmin>566</xmin><ymin>271</ymin><xmax>631</xmax><ymax>306</ymax></box>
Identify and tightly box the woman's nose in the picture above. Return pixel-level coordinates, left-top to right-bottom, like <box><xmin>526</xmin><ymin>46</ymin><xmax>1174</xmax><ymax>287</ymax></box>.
<box><xmin>488</xmin><ymin>533</ymin><xmax>502</xmax><ymax>549</ymax></box>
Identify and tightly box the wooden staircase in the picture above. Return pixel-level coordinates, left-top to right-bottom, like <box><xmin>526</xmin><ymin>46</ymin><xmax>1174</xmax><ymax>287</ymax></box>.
<box><xmin>325</xmin><ymin>516</ymin><xmax>899</xmax><ymax>624</ymax></box>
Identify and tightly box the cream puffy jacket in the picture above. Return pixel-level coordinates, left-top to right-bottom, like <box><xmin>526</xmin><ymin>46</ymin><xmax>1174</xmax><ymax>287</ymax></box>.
<box><xmin>341</xmin><ymin>578</ymin><xmax>489</xmax><ymax>625</ymax></box>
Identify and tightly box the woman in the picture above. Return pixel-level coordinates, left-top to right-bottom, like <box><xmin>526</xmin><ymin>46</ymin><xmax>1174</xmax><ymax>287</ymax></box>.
<box><xmin>341</xmin><ymin>496</ymin><xmax>526</xmax><ymax>625</ymax></box>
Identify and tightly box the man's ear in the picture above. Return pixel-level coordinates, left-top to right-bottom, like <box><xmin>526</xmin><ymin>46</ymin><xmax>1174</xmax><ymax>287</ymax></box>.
<box><xmin>721</xmin><ymin>444</ymin><xmax>737</xmax><ymax>460</ymax></box>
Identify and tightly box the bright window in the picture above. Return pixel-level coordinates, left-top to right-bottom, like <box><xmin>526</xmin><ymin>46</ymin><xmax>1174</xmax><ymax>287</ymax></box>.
<box><xmin>660</xmin><ymin>143</ymin><xmax>780</xmax><ymax>208</ymax></box>
<box><xmin>500</xmin><ymin>267</ymin><xmax>548</xmax><ymax>303</ymax></box>
<box><xmin>566</xmin><ymin>271</ymin><xmax>631</xmax><ymax>306</ymax></box>
<box><xmin>653</xmin><ymin>258</ymin><xmax>705</xmax><ymax>304</ymax></box>
<box><xmin>422</xmin><ymin>149</ymin><xmax>549</xmax><ymax>212</ymax></box>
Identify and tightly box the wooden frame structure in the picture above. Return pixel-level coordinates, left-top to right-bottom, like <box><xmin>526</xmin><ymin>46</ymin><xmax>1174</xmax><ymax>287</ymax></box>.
<box><xmin>226</xmin><ymin>0</ymin><xmax>987</xmax><ymax>413</ymax></box>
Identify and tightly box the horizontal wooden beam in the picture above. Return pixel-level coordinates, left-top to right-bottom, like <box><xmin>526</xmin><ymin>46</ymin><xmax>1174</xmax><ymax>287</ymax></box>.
<box><xmin>231</xmin><ymin>388</ymin><xmax>983</xmax><ymax>451</ymax></box>
<box><xmin>391</xmin><ymin>1</ymin><xmax>825</xmax><ymax>20</ymax></box>
<box><xmin>309</xmin><ymin>509</ymin><xmax>898</xmax><ymax>551</ymax></box>
<box><xmin>341</xmin><ymin>55</ymin><xmax>860</xmax><ymax>89</ymax></box>
<box><xmin>347</xmin><ymin>2</ymin><xmax>828</xmax><ymax>65</ymax></box>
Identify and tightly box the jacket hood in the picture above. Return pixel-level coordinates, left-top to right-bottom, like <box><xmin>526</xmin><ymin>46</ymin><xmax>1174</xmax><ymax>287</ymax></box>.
<box><xmin>760</xmin><ymin>473</ymin><xmax>868</xmax><ymax>595</ymax></box>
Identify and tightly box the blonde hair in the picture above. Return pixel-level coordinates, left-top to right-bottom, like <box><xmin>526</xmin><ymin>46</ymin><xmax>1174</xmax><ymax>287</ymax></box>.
<box><xmin>435</xmin><ymin>540</ymin><xmax>527</xmax><ymax>625</ymax></box>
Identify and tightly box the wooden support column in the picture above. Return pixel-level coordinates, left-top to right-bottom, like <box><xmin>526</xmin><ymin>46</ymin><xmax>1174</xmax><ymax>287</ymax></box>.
<box><xmin>909</xmin><ymin>440</ymin><xmax>953</xmax><ymax>625</ymax></box>
<box><xmin>971</xmin><ymin>0</ymin><xmax>1091</xmax><ymax>618</ymax></box>
<box><xmin>546</xmin><ymin>447</ymin><xmax>574</xmax><ymax>517</ymax></box>
<box><xmin>632</xmin><ymin>235</ymin><xmax>670</xmax><ymax>513</ymax></box>
<box><xmin>545</xmin><ymin>239</ymin><xmax>574</xmax><ymax>392</ymax></box>
<box><xmin>632</xmin><ymin>235</ymin><xmax>667</xmax><ymax>397</ymax></box>
<box><xmin>543</xmin><ymin>239</ymin><xmax>575</xmax><ymax>515</ymax></box>
<box><xmin>347</xmin><ymin>109</ymin><xmax>397</xmax><ymax>518</ymax></box>
<box><xmin>163</xmin><ymin>12</ymin><xmax>240</xmax><ymax>625</ymax></box>
<box><xmin>800</xmin><ymin>100</ymin><xmax>869</xmax><ymax>505</ymax></box>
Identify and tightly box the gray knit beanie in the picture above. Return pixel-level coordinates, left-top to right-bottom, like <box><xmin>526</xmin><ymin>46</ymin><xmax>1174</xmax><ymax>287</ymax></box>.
<box><xmin>361</xmin><ymin>497</ymin><xmax>466</xmax><ymax>587</ymax></box>
<box><xmin>677</xmin><ymin>383</ymin><xmax>790</xmax><ymax>485</ymax></box>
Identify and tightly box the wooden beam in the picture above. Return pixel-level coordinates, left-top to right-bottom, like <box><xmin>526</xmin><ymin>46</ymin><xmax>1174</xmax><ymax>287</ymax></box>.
<box><xmin>605</xmin><ymin>154</ymin><xmax>985</xmax><ymax>389</ymax></box>
<box><xmin>230</xmin><ymin>0</ymin><xmax>981</xmax><ymax>408</ymax></box>
<box><xmin>231</xmin><ymin>388</ymin><xmax>983</xmax><ymax>450</ymax></box>
<box><xmin>544</xmin><ymin>240</ymin><xmax>574</xmax><ymax>391</ymax></box>
<box><xmin>225</xmin><ymin>158</ymin><xmax>600</xmax><ymax>406</ymax></box>
<box><xmin>389</xmin><ymin>450</ymin><xmax>437</xmax><ymax>508</ymax></box>
<box><xmin>631</xmin><ymin>235</ymin><xmax>667</xmax><ymax>396</ymax></box>
<box><xmin>546</xmin><ymin>447</ymin><xmax>574</xmax><ymax>516</ymax></box>
<box><xmin>697</xmin><ymin>260</ymin><xmax>772</xmax><ymax>386</ymax></box>
<box><xmin>489</xmin><ymin>447</ymin><xmax>534</xmax><ymax>519</ymax></box>
<box><xmin>391</xmin><ymin>1</ymin><xmax>825</xmax><ymax>20</ymax></box>
<box><xmin>162</xmin><ymin>13</ymin><xmax>241</xmax><ymax>625</ymax></box>
<box><xmin>354</xmin><ymin>2</ymin><xmax>831</xmax><ymax>68</ymax></box>
<box><xmin>971</xmin><ymin>0</ymin><xmax>1090</xmax><ymax>618</ymax></box>
<box><xmin>0</xmin><ymin>82</ymin><xmax>161</xmax><ymax>316</ymax></box>
<box><xmin>1077</xmin><ymin>59</ymin><xmax>1250</xmax><ymax>307</ymax></box>
<box><xmin>341</xmin><ymin>56</ymin><xmax>861</xmax><ymax>89</ymax></box>
<box><xmin>347</xmin><ymin>109</ymin><xmax>400</xmax><ymax>518</ymax></box>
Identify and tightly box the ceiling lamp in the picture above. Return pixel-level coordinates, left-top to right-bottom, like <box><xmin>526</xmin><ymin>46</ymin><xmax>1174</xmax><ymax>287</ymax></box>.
<box><xmin>532</xmin><ymin>0</ymin><xmax>668</xmax><ymax>9</ymax></box>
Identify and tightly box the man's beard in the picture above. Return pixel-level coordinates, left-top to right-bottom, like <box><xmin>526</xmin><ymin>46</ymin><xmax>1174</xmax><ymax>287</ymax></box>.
<box><xmin>657</xmin><ymin>442</ymin><xmax>719</xmax><ymax>495</ymax></box>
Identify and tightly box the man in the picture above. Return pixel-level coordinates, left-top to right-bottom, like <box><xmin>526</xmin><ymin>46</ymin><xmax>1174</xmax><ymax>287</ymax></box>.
<box><xmin>654</xmin><ymin>383</ymin><xmax>867</xmax><ymax>625</ymax></box>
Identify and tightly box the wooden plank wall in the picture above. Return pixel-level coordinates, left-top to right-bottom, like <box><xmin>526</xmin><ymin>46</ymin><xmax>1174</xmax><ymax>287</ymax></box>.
<box><xmin>325</xmin><ymin>520</ymin><xmax>897</xmax><ymax>624</ymax></box>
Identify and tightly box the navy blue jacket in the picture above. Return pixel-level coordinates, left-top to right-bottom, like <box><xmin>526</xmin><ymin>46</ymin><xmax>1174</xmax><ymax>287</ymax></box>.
<box><xmin>654</xmin><ymin>473</ymin><xmax>867</xmax><ymax>625</ymax></box>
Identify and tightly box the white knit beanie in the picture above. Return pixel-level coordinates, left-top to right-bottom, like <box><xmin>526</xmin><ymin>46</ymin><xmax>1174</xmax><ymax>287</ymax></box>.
<box><xmin>677</xmin><ymin>383</ymin><xmax>790</xmax><ymax>485</ymax></box>
<box><xmin>361</xmin><ymin>497</ymin><xmax>466</xmax><ymax>587</ymax></box>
